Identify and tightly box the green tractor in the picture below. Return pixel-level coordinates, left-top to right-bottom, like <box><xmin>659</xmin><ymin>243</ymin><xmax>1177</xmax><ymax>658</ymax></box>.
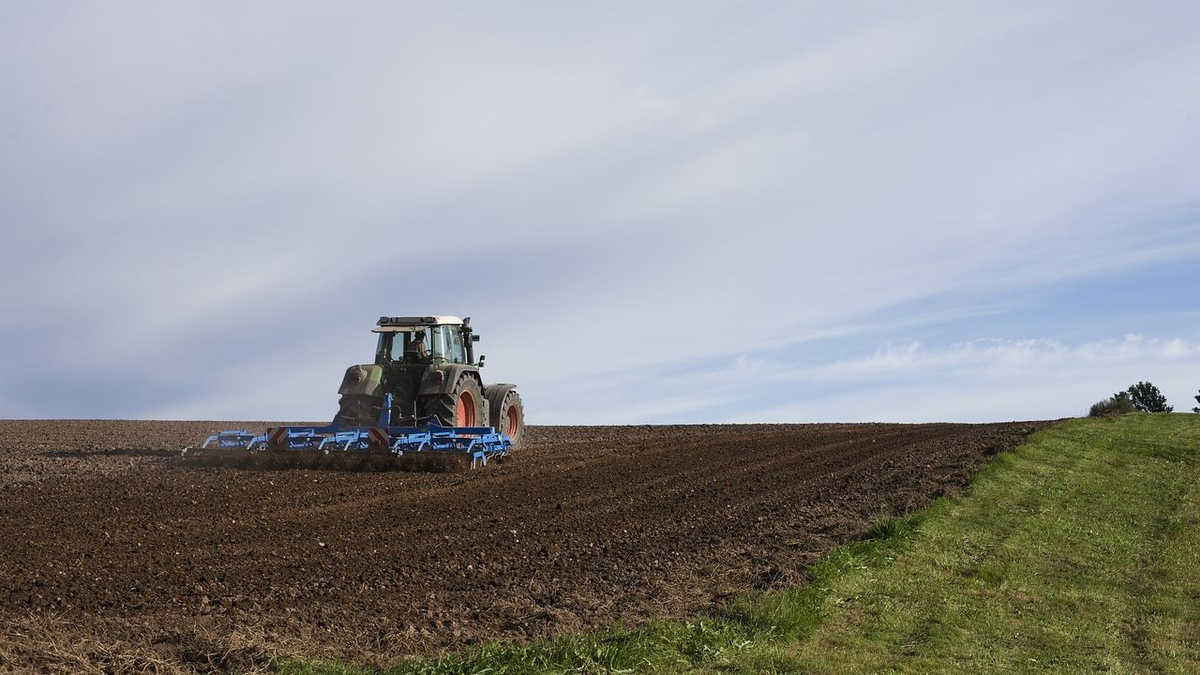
<box><xmin>335</xmin><ymin>315</ymin><xmax>524</xmax><ymax>448</ymax></box>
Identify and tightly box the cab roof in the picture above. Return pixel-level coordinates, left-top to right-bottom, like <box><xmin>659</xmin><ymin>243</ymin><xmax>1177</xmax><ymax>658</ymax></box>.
<box><xmin>374</xmin><ymin>315</ymin><xmax>464</xmax><ymax>332</ymax></box>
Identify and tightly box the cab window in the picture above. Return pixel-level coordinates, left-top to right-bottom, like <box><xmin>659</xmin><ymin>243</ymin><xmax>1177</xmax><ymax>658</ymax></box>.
<box><xmin>432</xmin><ymin>325</ymin><xmax>466</xmax><ymax>363</ymax></box>
<box><xmin>375</xmin><ymin>332</ymin><xmax>393</xmax><ymax>364</ymax></box>
<box><xmin>446</xmin><ymin>326</ymin><xmax>466</xmax><ymax>363</ymax></box>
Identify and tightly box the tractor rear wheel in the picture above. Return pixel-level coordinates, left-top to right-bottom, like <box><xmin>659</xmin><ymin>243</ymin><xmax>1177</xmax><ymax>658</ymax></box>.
<box><xmin>484</xmin><ymin>386</ymin><xmax>524</xmax><ymax>448</ymax></box>
<box><xmin>423</xmin><ymin>375</ymin><xmax>485</xmax><ymax>427</ymax></box>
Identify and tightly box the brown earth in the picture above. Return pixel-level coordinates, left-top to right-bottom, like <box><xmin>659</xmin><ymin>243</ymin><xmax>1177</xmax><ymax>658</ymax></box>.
<box><xmin>0</xmin><ymin>419</ymin><xmax>1044</xmax><ymax>672</ymax></box>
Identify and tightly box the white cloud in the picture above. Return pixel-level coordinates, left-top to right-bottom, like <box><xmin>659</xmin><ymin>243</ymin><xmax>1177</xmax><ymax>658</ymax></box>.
<box><xmin>787</xmin><ymin>334</ymin><xmax>1198</xmax><ymax>381</ymax></box>
<box><xmin>734</xmin><ymin>335</ymin><xmax>1200</xmax><ymax>423</ymax></box>
<box><xmin>525</xmin><ymin>333</ymin><xmax>1200</xmax><ymax>424</ymax></box>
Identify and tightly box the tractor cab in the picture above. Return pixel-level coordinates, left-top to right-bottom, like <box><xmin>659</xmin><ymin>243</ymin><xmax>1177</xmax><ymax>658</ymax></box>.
<box><xmin>372</xmin><ymin>316</ymin><xmax>481</xmax><ymax>367</ymax></box>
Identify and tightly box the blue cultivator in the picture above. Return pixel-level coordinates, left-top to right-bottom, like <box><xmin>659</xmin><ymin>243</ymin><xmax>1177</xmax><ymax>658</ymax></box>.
<box><xmin>185</xmin><ymin>394</ymin><xmax>513</xmax><ymax>469</ymax></box>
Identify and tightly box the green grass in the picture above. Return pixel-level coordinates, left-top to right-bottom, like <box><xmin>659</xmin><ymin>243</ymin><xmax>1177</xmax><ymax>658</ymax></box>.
<box><xmin>276</xmin><ymin>414</ymin><xmax>1200</xmax><ymax>674</ymax></box>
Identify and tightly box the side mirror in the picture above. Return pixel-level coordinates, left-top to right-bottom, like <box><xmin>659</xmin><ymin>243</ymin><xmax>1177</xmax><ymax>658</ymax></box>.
<box><xmin>478</xmin><ymin>355</ymin><xmax>486</xmax><ymax>367</ymax></box>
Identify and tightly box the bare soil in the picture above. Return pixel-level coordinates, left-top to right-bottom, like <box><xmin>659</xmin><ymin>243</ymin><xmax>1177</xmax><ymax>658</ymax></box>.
<box><xmin>0</xmin><ymin>420</ymin><xmax>1043</xmax><ymax>672</ymax></box>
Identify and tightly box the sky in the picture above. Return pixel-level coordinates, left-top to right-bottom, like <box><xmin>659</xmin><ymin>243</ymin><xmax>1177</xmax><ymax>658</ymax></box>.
<box><xmin>2</xmin><ymin>2</ymin><xmax>1198</xmax><ymax>423</ymax></box>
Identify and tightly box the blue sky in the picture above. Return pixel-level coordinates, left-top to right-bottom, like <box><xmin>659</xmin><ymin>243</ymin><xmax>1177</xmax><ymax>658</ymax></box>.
<box><xmin>2</xmin><ymin>2</ymin><xmax>1198</xmax><ymax>422</ymax></box>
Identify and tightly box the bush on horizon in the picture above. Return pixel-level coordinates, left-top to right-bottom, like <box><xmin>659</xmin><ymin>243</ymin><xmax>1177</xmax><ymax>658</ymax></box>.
<box><xmin>1089</xmin><ymin>395</ymin><xmax>1136</xmax><ymax>418</ymax></box>
<box><xmin>1091</xmin><ymin>381</ymin><xmax>1175</xmax><ymax>417</ymax></box>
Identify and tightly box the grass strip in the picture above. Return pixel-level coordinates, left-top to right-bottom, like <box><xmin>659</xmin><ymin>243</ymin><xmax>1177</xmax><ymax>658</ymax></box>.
<box><xmin>276</xmin><ymin>414</ymin><xmax>1199</xmax><ymax>674</ymax></box>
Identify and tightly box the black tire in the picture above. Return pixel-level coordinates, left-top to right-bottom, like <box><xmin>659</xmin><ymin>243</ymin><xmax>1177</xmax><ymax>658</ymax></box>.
<box><xmin>484</xmin><ymin>385</ymin><xmax>524</xmax><ymax>449</ymax></box>
<box><xmin>422</xmin><ymin>375</ymin><xmax>486</xmax><ymax>427</ymax></box>
<box><xmin>336</xmin><ymin>394</ymin><xmax>381</xmax><ymax>427</ymax></box>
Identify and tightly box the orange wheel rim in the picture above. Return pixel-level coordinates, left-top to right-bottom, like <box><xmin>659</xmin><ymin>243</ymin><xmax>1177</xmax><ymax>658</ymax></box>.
<box><xmin>506</xmin><ymin>405</ymin><xmax>519</xmax><ymax>436</ymax></box>
<box><xmin>456</xmin><ymin>392</ymin><xmax>475</xmax><ymax>427</ymax></box>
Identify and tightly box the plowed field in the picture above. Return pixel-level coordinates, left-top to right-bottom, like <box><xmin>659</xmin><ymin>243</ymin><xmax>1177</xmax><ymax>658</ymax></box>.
<box><xmin>0</xmin><ymin>420</ymin><xmax>1043</xmax><ymax>671</ymax></box>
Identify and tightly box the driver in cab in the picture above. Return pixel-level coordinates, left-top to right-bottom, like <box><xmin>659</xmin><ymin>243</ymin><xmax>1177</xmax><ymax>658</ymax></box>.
<box><xmin>405</xmin><ymin>330</ymin><xmax>429</xmax><ymax>360</ymax></box>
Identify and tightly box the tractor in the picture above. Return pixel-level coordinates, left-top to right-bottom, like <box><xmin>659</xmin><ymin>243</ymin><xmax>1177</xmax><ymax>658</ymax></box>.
<box><xmin>186</xmin><ymin>315</ymin><xmax>523</xmax><ymax>467</ymax></box>
<box><xmin>336</xmin><ymin>315</ymin><xmax>524</xmax><ymax>447</ymax></box>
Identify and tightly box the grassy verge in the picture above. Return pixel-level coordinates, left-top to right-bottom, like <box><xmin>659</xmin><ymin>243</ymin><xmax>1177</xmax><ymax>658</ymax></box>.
<box><xmin>277</xmin><ymin>414</ymin><xmax>1199</xmax><ymax>674</ymax></box>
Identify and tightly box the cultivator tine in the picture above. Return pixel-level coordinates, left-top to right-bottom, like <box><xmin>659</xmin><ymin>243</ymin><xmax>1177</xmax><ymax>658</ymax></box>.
<box><xmin>389</xmin><ymin>431</ymin><xmax>432</xmax><ymax>455</ymax></box>
<box><xmin>191</xmin><ymin>429</ymin><xmax>267</xmax><ymax>453</ymax></box>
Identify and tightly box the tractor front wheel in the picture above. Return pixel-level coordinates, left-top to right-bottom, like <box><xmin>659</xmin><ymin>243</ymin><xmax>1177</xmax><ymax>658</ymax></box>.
<box><xmin>423</xmin><ymin>375</ymin><xmax>485</xmax><ymax>427</ymax></box>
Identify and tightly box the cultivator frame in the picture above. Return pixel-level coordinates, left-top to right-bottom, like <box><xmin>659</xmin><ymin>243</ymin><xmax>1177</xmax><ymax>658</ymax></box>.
<box><xmin>187</xmin><ymin>394</ymin><xmax>513</xmax><ymax>468</ymax></box>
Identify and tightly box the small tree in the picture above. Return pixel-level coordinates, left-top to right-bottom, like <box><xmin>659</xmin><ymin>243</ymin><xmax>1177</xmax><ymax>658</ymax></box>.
<box><xmin>1125</xmin><ymin>381</ymin><xmax>1173</xmax><ymax>413</ymax></box>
